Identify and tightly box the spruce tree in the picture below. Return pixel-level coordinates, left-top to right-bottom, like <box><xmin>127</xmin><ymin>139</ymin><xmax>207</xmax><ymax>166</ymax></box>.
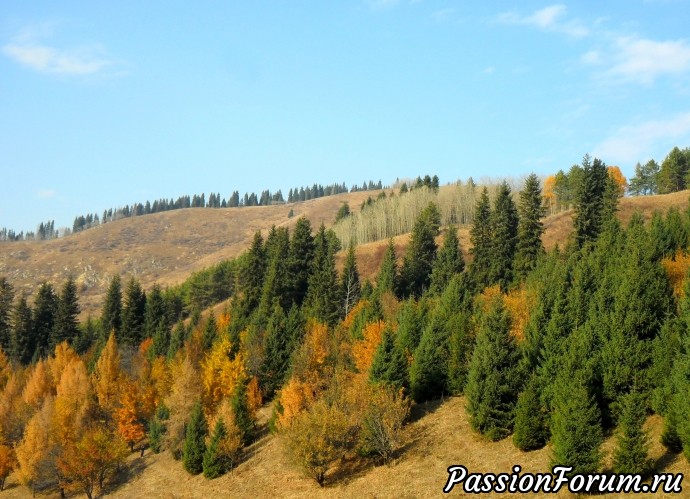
<box><xmin>0</xmin><ymin>278</ymin><xmax>13</xmax><ymax>352</ymax></box>
<box><xmin>398</xmin><ymin>203</ymin><xmax>440</xmax><ymax>298</ymax></box>
<box><xmin>101</xmin><ymin>275</ymin><xmax>122</xmax><ymax>338</ymax></box>
<box><xmin>231</xmin><ymin>381</ymin><xmax>254</xmax><ymax>446</ymax></box>
<box><xmin>32</xmin><ymin>282</ymin><xmax>58</xmax><ymax>359</ymax></box>
<box><xmin>369</xmin><ymin>326</ymin><xmax>409</xmax><ymax>394</ymax></box>
<box><xmin>238</xmin><ymin>231</ymin><xmax>266</xmax><ymax>314</ymax></box>
<box><xmin>183</xmin><ymin>401</ymin><xmax>208</xmax><ymax>475</ymax></box>
<box><xmin>465</xmin><ymin>296</ymin><xmax>521</xmax><ymax>440</ymax></box>
<box><xmin>149</xmin><ymin>403</ymin><xmax>169</xmax><ymax>454</ymax></box>
<box><xmin>51</xmin><ymin>276</ymin><xmax>80</xmax><ymax>349</ymax></box>
<box><xmin>513</xmin><ymin>377</ymin><xmax>548</xmax><ymax>451</ymax></box>
<box><xmin>550</xmin><ymin>376</ymin><xmax>602</xmax><ymax>475</ymax></box>
<box><xmin>260</xmin><ymin>303</ymin><xmax>290</xmax><ymax>399</ymax></box>
<box><xmin>469</xmin><ymin>187</ymin><xmax>493</xmax><ymax>290</ymax></box>
<box><xmin>11</xmin><ymin>293</ymin><xmax>33</xmax><ymax>365</ymax></box>
<box><xmin>429</xmin><ymin>226</ymin><xmax>464</xmax><ymax>295</ymax></box>
<box><xmin>613</xmin><ymin>391</ymin><xmax>650</xmax><ymax>475</ymax></box>
<box><xmin>143</xmin><ymin>283</ymin><xmax>166</xmax><ymax>340</ymax></box>
<box><xmin>287</xmin><ymin>217</ymin><xmax>315</xmax><ymax>307</ymax></box>
<box><xmin>167</xmin><ymin>321</ymin><xmax>186</xmax><ymax>360</ymax></box>
<box><xmin>488</xmin><ymin>182</ymin><xmax>519</xmax><ymax>291</ymax></box>
<box><xmin>259</xmin><ymin>226</ymin><xmax>291</xmax><ymax>317</ymax></box>
<box><xmin>514</xmin><ymin>174</ymin><xmax>546</xmax><ymax>281</ymax></box>
<box><xmin>202</xmin><ymin>311</ymin><xmax>217</xmax><ymax>351</ymax></box>
<box><xmin>203</xmin><ymin>419</ymin><xmax>229</xmax><ymax>479</ymax></box>
<box><xmin>340</xmin><ymin>244</ymin><xmax>361</xmax><ymax>318</ymax></box>
<box><xmin>304</xmin><ymin>224</ymin><xmax>339</xmax><ymax>326</ymax></box>
<box><xmin>574</xmin><ymin>154</ymin><xmax>609</xmax><ymax>247</ymax></box>
<box><xmin>121</xmin><ymin>277</ymin><xmax>146</xmax><ymax>346</ymax></box>
<box><xmin>376</xmin><ymin>239</ymin><xmax>398</xmax><ymax>295</ymax></box>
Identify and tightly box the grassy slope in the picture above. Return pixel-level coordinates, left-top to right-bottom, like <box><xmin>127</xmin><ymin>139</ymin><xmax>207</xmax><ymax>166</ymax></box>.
<box><xmin>3</xmin><ymin>397</ymin><xmax>687</xmax><ymax>498</ymax></box>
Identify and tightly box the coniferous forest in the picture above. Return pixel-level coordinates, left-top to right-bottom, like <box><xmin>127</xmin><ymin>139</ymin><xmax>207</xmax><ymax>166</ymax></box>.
<box><xmin>3</xmin><ymin>151</ymin><xmax>690</xmax><ymax>496</ymax></box>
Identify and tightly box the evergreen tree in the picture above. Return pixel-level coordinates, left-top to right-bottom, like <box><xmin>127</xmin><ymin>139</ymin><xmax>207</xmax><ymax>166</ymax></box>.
<box><xmin>396</xmin><ymin>298</ymin><xmax>427</xmax><ymax>356</ymax></box>
<box><xmin>513</xmin><ymin>377</ymin><xmax>548</xmax><ymax>451</ymax></box>
<box><xmin>259</xmin><ymin>226</ymin><xmax>291</xmax><ymax>316</ymax></box>
<box><xmin>32</xmin><ymin>282</ymin><xmax>58</xmax><ymax>359</ymax></box>
<box><xmin>429</xmin><ymin>226</ymin><xmax>464</xmax><ymax>295</ymax></box>
<box><xmin>469</xmin><ymin>187</ymin><xmax>493</xmax><ymax>290</ymax></box>
<box><xmin>613</xmin><ymin>391</ymin><xmax>650</xmax><ymax>475</ymax></box>
<box><xmin>238</xmin><ymin>231</ymin><xmax>266</xmax><ymax>314</ymax></box>
<box><xmin>231</xmin><ymin>381</ymin><xmax>254</xmax><ymax>446</ymax></box>
<box><xmin>143</xmin><ymin>283</ymin><xmax>166</xmax><ymax>340</ymax></box>
<box><xmin>488</xmin><ymin>182</ymin><xmax>519</xmax><ymax>291</ymax></box>
<box><xmin>550</xmin><ymin>376</ymin><xmax>602</xmax><ymax>475</ymax></box>
<box><xmin>203</xmin><ymin>419</ymin><xmax>229</xmax><ymax>479</ymax></box>
<box><xmin>340</xmin><ymin>244</ymin><xmax>361</xmax><ymax>317</ymax></box>
<box><xmin>149</xmin><ymin>403</ymin><xmax>170</xmax><ymax>454</ymax></box>
<box><xmin>369</xmin><ymin>326</ymin><xmax>409</xmax><ymax>394</ymax></box>
<box><xmin>260</xmin><ymin>303</ymin><xmax>290</xmax><ymax>399</ymax></box>
<box><xmin>465</xmin><ymin>296</ymin><xmax>521</xmax><ymax>440</ymax></box>
<box><xmin>0</xmin><ymin>278</ymin><xmax>13</xmax><ymax>352</ymax></box>
<box><xmin>121</xmin><ymin>277</ymin><xmax>146</xmax><ymax>346</ymax></box>
<box><xmin>167</xmin><ymin>321</ymin><xmax>186</xmax><ymax>360</ymax></box>
<box><xmin>573</xmin><ymin>154</ymin><xmax>609</xmax><ymax>247</ymax></box>
<box><xmin>73</xmin><ymin>315</ymin><xmax>97</xmax><ymax>355</ymax></box>
<box><xmin>11</xmin><ymin>293</ymin><xmax>33</xmax><ymax>364</ymax></box>
<box><xmin>658</xmin><ymin>146</ymin><xmax>690</xmax><ymax>194</ymax></box>
<box><xmin>376</xmin><ymin>239</ymin><xmax>398</xmax><ymax>295</ymax></box>
<box><xmin>101</xmin><ymin>275</ymin><xmax>122</xmax><ymax>338</ymax></box>
<box><xmin>304</xmin><ymin>224</ymin><xmax>339</xmax><ymax>326</ymax></box>
<box><xmin>514</xmin><ymin>174</ymin><xmax>546</xmax><ymax>280</ymax></box>
<box><xmin>202</xmin><ymin>311</ymin><xmax>217</xmax><ymax>351</ymax></box>
<box><xmin>287</xmin><ymin>217</ymin><xmax>315</xmax><ymax>307</ymax></box>
<box><xmin>398</xmin><ymin>202</ymin><xmax>440</xmax><ymax>298</ymax></box>
<box><xmin>183</xmin><ymin>401</ymin><xmax>208</xmax><ymax>475</ymax></box>
<box><xmin>51</xmin><ymin>276</ymin><xmax>80</xmax><ymax>349</ymax></box>
<box><xmin>628</xmin><ymin>159</ymin><xmax>660</xmax><ymax>196</ymax></box>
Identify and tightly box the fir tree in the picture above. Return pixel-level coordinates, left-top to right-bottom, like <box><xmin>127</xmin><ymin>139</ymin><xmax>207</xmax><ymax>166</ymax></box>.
<box><xmin>469</xmin><ymin>187</ymin><xmax>493</xmax><ymax>290</ymax></box>
<box><xmin>259</xmin><ymin>226</ymin><xmax>291</xmax><ymax>317</ymax></box>
<box><xmin>32</xmin><ymin>282</ymin><xmax>58</xmax><ymax>359</ymax></box>
<box><xmin>514</xmin><ymin>174</ymin><xmax>546</xmax><ymax>281</ymax></box>
<box><xmin>429</xmin><ymin>226</ymin><xmax>464</xmax><ymax>295</ymax></box>
<box><xmin>574</xmin><ymin>154</ymin><xmax>609</xmax><ymax>247</ymax></box>
<box><xmin>149</xmin><ymin>403</ymin><xmax>169</xmax><ymax>454</ymax></box>
<box><xmin>465</xmin><ymin>296</ymin><xmax>521</xmax><ymax>440</ymax></box>
<box><xmin>513</xmin><ymin>377</ymin><xmax>548</xmax><ymax>451</ymax></box>
<box><xmin>369</xmin><ymin>326</ymin><xmax>409</xmax><ymax>394</ymax></box>
<box><xmin>203</xmin><ymin>419</ymin><xmax>229</xmax><ymax>479</ymax></box>
<box><xmin>304</xmin><ymin>224</ymin><xmax>339</xmax><ymax>326</ymax></box>
<box><xmin>11</xmin><ymin>293</ymin><xmax>33</xmax><ymax>364</ymax></box>
<box><xmin>260</xmin><ymin>303</ymin><xmax>290</xmax><ymax>399</ymax></box>
<box><xmin>238</xmin><ymin>231</ymin><xmax>266</xmax><ymax>314</ymax></box>
<box><xmin>0</xmin><ymin>278</ymin><xmax>13</xmax><ymax>352</ymax></box>
<box><xmin>550</xmin><ymin>376</ymin><xmax>602</xmax><ymax>475</ymax></box>
<box><xmin>613</xmin><ymin>391</ymin><xmax>650</xmax><ymax>475</ymax></box>
<box><xmin>376</xmin><ymin>239</ymin><xmax>398</xmax><ymax>295</ymax></box>
<box><xmin>488</xmin><ymin>182</ymin><xmax>519</xmax><ymax>291</ymax></box>
<box><xmin>287</xmin><ymin>217</ymin><xmax>315</xmax><ymax>307</ymax></box>
<box><xmin>183</xmin><ymin>401</ymin><xmax>208</xmax><ymax>475</ymax></box>
<box><xmin>143</xmin><ymin>283</ymin><xmax>166</xmax><ymax>340</ymax></box>
<box><xmin>121</xmin><ymin>277</ymin><xmax>146</xmax><ymax>346</ymax></box>
<box><xmin>231</xmin><ymin>381</ymin><xmax>254</xmax><ymax>446</ymax></box>
<box><xmin>51</xmin><ymin>276</ymin><xmax>80</xmax><ymax>349</ymax></box>
<box><xmin>101</xmin><ymin>275</ymin><xmax>122</xmax><ymax>338</ymax></box>
<box><xmin>398</xmin><ymin>203</ymin><xmax>440</xmax><ymax>298</ymax></box>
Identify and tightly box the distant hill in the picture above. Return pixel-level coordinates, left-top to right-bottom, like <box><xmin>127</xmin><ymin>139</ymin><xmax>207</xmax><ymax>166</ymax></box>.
<box><xmin>1</xmin><ymin>188</ymin><xmax>688</xmax><ymax>316</ymax></box>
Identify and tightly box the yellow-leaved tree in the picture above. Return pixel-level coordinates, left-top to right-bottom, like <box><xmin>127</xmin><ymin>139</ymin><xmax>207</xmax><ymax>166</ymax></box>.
<box><xmin>54</xmin><ymin>358</ymin><xmax>92</xmax><ymax>445</ymax></box>
<box><xmin>92</xmin><ymin>332</ymin><xmax>122</xmax><ymax>417</ymax></box>
<box><xmin>22</xmin><ymin>359</ymin><xmax>53</xmax><ymax>410</ymax></box>
<box><xmin>201</xmin><ymin>336</ymin><xmax>247</xmax><ymax>414</ymax></box>
<box><xmin>15</xmin><ymin>397</ymin><xmax>57</xmax><ymax>496</ymax></box>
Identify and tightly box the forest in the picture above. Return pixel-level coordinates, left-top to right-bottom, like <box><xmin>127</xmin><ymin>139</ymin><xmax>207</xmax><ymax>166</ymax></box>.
<box><xmin>1</xmin><ymin>149</ymin><xmax>690</xmax><ymax>497</ymax></box>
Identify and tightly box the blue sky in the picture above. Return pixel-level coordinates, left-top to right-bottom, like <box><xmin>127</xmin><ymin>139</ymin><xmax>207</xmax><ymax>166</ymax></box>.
<box><xmin>2</xmin><ymin>1</ymin><xmax>690</xmax><ymax>233</ymax></box>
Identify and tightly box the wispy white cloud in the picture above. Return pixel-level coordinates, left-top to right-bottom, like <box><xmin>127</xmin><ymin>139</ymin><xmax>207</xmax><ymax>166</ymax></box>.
<box><xmin>605</xmin><ymin>36</ymin><xmax>690</xmax><ymax>84</ymax></box>
<box><xmin>593</xmin><ymin>112</ymin><xmax>690</xmax><ymax>164</ymax></box>
<box><xmin>3</xmin><ymin>23</ymin><xmax>120</xmax><ymax>76</ymax></box>
<box><xmin>496</xmin><ymin>4</ymin><xmax>589</xmax><ymax>38</ymax></box>
<box><xmin>36</xmin><ymin>189</ymin><xmax>57</xmax><ymax>199</ymax></box>
<box><xmin>483</xmin><ymin>66</ymin><xmax>496</xmax><ymax>74</ymax></box>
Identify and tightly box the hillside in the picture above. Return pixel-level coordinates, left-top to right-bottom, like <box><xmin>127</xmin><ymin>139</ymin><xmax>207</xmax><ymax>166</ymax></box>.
<box><xmin>0</xmin><ymin>190</ymin><xmax>381</xmax><ymax>316</ymax></box>
<box><xmin>1</xmin><ymin>188</ymin><xmax>688</xmax><ymax>316</ymax></box>
<box><xmin>2</xmin><ymin>396</ymin><xmax>686</xmax><ymax>499</ymax></box>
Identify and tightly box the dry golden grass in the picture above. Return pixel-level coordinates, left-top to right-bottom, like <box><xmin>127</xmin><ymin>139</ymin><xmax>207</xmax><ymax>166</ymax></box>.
<box><xmin>2</xmin><ymin>397</ymin><xmax>687</xmax><ymax>498</ymax></box>
<box><xmin>0</xmin><ymin>191</ymin><xmax>380</xmax><ymax>316</ymax></box>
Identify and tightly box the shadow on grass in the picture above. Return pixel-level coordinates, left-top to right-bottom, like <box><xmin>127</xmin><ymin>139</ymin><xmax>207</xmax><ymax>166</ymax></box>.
<box><xmin>103</xmin><ymin>454</ymin><xmax>149</xmax><ymax>496</ymax></box>
<box><xmin>408</xmin><ymin>397</ymin><xmax>446</xmax><ymax>424</ymax></box>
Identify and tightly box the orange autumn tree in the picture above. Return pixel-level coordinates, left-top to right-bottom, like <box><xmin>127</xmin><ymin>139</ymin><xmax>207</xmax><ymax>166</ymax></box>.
<box><xmin>543</xmin><ymin>175</ymin><xmax>557</xmax><ymax>214</ymax></box>
<box><xmin>607</xmin><ymin>166</ymin><xmax>628</xmax><ymax>197</ymax></box>
<box><xmin>54</xmin><ymin>358</ymin><xmax>92</xmax><ymax>445</ymax></box>
<box><xmin>201</xmin><ymin>336</ymin><xmax>248</xmax><ymax>414</ymax></box>
<box><xmin>0</xmin><ymin>348</ymin><xmax>10</xmax><ymax>390</ymax></box>
<box><xmin>662</xmin><ymin>251</ymin><xmax>690</xmax><ymax>299</ymax></box>
<box><xmin>0</xmin><ymin>443</ymin><xmax>14</xmax><ymax>491</ymax></box>
<box><xmin>15</xmin><ymin>397</ymin><xmax>57</xmax><ymax>495</ymax></box>
<box><xmin>22</xmin><ymin>359</ymin><xmax>53</xmax><ymax>410</ymax></box>
<box><xmin>352</xmin><ymin>321</ymin><xmax>386</xmax><ymax>374</ymax></box>
<box><xmin>116</xmin><ymin>382</ymin><xmax>145</xmax><ymax>452</ymax></box>
<box><xmin>92</xmin><ymin>332</ymin><xmax>122</xmax><ymax>416</ymax></box>
<box><xmin>48</xmin><ymin>341</ymin><xmax>80</xmax><ymax>387</ymax></box>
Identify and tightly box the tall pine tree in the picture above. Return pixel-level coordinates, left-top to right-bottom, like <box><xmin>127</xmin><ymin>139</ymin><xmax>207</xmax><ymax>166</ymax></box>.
<box><xmin>514</xmin><ymin>174</ymin><xmax>546</xmax><ymax>281</ymax></box>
